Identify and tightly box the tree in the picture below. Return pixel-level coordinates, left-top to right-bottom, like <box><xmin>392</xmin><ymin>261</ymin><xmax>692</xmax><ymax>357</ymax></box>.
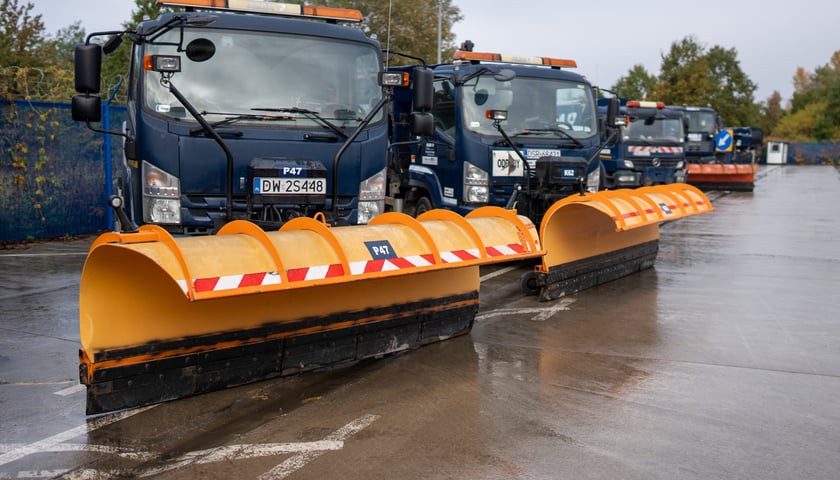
<box><xmin>784</xmin><ymin>50</ymin><xmax>840</xmax><ymax>141</ymax></box>
<box><xmin>48</xmin><ymin>21</ymin><xmax>85</xmax><ymax>67</ymax></box>
<box><xmin>611</xmin><ymin>64</ymin><xmax>656</xmax><ymax>100</ymax></box>
<box><xmin>323</xmin><ymin>0</ymin><xmax>462</xmax><ymax>65</ymax></box>
<box><xmin>652</xmin><ymin>36</ymin><xmax>758</xmax><ymax>126</ymax></box>
<box><xmin>0</xmin><ymin>0</ymin><xmax>48</xmax><ymax>67</ymax></box>
<box><xmin>98</xmin><ymin>0</ymin><xmax>173</xmax><ymax>101</ymax></box>
<box><xmin>759</xmin><ymin>90</ymin><xmax>783</xmax><ymax>136</ymax></box>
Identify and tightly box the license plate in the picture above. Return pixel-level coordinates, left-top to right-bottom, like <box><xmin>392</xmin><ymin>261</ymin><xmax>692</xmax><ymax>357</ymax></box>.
<box><xmin>561</xmin><ymin>168</ymin><xmax>576</xmax><ymax>178</ymax></box>
<box><xmin>254</xmin><ymin>177</ymin><xmax>326</xmax><ymax>195</ymax></box>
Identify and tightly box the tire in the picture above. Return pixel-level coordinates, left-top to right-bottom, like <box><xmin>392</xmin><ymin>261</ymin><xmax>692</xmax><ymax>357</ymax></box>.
<box><xmin>406</xmin><ymin>196</ymin><xmax>433</xmax><ymax>218</ymax></box>
<box><xmin>520</xmin><ymin>271</ymin><xmax>541</xmax><ymax>296</ymax></box>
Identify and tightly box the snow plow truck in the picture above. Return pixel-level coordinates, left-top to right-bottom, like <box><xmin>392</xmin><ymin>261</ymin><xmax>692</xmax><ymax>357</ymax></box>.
<box><xmin>71</xmin><ymin>2</ymin><xmax>714</xmax><ymax>414</ymax></box>
<box><xmin>386</xmin><ymin>47</ymin><xmax>713</xmax><ymax>301</ymax></box>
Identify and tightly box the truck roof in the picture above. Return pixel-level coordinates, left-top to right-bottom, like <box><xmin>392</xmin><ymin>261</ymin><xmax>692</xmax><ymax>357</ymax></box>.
<box><xmin>137</xmin><ymin>11</ymin><xmax>378</xmax><ymax>47</ymax></box>
<box><xmin>430</xmin><ymin>61</ymin><xmax>592</xmax><ymax>86</ymax></box>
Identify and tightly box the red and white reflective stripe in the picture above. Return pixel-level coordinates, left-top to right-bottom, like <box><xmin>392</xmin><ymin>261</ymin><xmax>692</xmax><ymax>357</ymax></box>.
<box><xmin>486</xmin><ymin>243</ymin><xmax>525</xmax><ymax>257</ymax></box>
<box><xmin>178</xmin><ymin>271</ymin><xmax>283</xmax><ymax>294</ymax></box>
<box><xmin>178</xmin><ymin>244</ymin><xmax>527</xmax><ymax>294</ymax></box>
<box><xmin>349</xmin><ymin>254</ymin><xmax>436</xmax><ymax>275</ymax></box>
<box><xmin>440</xmin><ymin>248</ymin><xmax>481</xmax><ymax>263</ymax></box>
<box><xmin>287</xmin><ymin>263</ymin><xmax>345</xmax><ymax>282</ymax></box>
<box><xmin>628</xmin><ymin>146</ymin><xmax>684</xmax><ymax>154</ymax></box>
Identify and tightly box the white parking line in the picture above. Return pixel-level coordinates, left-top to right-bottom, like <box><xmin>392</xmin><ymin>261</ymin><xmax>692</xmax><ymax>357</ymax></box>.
<box><xmin>54</xmin><ymin>384</ymin><xmax>85</xmax><ymax>396</ymax></box>
<box><xmin>258</xmin><ymin>414</ymin><xmax>380</xmax><ymax>480</ymax></box>
<box><xmin>479</xmin><ymin>265</ymin><xmax>518</xmax><ymax>283</ymax></box>
<box><xmin>0</xmin><ymin>406</ymin><xmax>155</xmax><ymax>467</ymax></box>
<box><xmin>476</xmin><ymin>297</ymin><xmax>576</xmax><ymax>322</ymax></box>
<box><xmin>1</xmin><ymin>413</ymin><xmax>379</xmax><ymax>479</ymax></box>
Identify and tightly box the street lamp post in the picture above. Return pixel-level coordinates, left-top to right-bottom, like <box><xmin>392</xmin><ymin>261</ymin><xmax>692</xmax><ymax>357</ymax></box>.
<box><xmin>437</xmin><ymin>0</ymin><xmax>442</xmax><ymax>64</ymax></box>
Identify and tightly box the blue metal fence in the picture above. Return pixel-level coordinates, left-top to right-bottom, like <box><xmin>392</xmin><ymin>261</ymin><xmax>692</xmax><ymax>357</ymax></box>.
<box><xmin>786</xmin><ymin>143</ymin><xmax>840</xmax><ymax>165</ymax></box>
<box><xmin>0</xmin><ymin>100</ymin><xmax>125</xmax><ymax>243</ymax></box>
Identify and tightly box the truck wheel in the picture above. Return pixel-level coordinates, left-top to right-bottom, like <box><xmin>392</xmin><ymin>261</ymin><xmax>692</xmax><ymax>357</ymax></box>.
<box><xmin>520</xmin><ymin>271</ymin><xmax>541</xmax><ymax>296</ymax></box>
<box><xmin>406</xmin><ymin>196</ymin><xmax>433</xmax><ymax>218</ymax></box>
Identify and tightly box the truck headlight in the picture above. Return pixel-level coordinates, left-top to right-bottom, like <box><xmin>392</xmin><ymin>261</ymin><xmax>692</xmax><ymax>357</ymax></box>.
<box><xmin>142</xmin><ymin>161</ymin><xmax>181</xmax><ymax>224</ymax></box>
<box><xmin>357</xmin><ymin>167</ymin><xmax>386</xmax><ymax>224</ymax></box>
<box><xmin>623</xmin><ymin>160</ymin><xmax>635</xmax><ymax>169</ymax></box>
<box><xmin>675</xmin><ymin>160</ymin><xmax>685</xmax><ymax>170</ymax></box>
<box><xmin>586</xmin><ymin>166</ymin><xmax>601</xmax><ymax>193</ymax></box>
<box><xmin>463</xmin><ymin>161</ymin><xmax>489</xmax><ymax>203</ymax></box>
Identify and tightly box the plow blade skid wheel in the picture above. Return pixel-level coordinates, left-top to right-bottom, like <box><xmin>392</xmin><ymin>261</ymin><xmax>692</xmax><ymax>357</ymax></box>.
<box><xmin>533</xmin><ymin>183</ymin><xmax>713</xmax><ymax>301</ymax></box>
<box><xmin>78</xmin><ymin>211</ymin><xmax>541</xmax><ymax>414</ymax></box>
<box><xmin>687</xmin><ymin>163</ymin><xmax>758</xmax><ymax>191</ymax></box>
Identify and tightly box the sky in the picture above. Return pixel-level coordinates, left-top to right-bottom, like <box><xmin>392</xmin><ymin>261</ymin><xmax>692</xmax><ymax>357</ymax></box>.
<box><xmin>32</xmin><ymin>0</ymin><xmax>839</xmax><ymax>104</ymax></box>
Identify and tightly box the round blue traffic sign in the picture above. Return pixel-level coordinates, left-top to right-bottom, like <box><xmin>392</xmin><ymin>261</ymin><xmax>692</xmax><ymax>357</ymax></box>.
<box><xmin>715</xmin><ymin>129</ymin><xmax>733</xmax><ymax>152</ymax></box>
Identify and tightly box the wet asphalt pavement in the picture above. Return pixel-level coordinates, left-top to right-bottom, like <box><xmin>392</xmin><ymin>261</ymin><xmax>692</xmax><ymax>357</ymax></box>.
<box><xmin>1</xmin><ymin>165</ymin><xmax>839</xmax><ymax>479</ymax></box>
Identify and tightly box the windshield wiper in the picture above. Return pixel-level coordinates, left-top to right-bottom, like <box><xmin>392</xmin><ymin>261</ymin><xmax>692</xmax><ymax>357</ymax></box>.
<box><xmin>252</xmin><ymin>107</ymin><xmax>349</xmax><ymax>139</ymax></box>
<box><xmin>511</xmin><ymin>128</ymin><xmax>583</xmax><ymax>147</ymax></box>
<box><xmin>189</xmin><ymin>112</ymin><xmax>295</xmax><ymax>136</ymax></box>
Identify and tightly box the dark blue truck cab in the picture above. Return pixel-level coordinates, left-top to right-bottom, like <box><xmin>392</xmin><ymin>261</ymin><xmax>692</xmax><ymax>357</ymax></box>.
<box><xmin>598</xmin><ymin>100</ymin><xmax>688</xmax><ymax>188</ymax></box>
<box><xmin>388</xmin><ymin>48</ymin><xmax>604</xmax><ymax>226</ymax></box>
<box><xmin>72</xmin><ymin>1</ymin><xmax>401</xmax><ymax>234</ymax></box>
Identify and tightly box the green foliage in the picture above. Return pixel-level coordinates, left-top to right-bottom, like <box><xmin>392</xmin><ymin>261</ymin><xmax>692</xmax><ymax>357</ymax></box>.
<box><xmin>0</xmin><ymin>0</ymin><xmax>48</xmax><ymax>68</ymax></box>
<box><xmin>614</xmin><ymin>36</ymin><xmax>840</xmax><ymax>141</ymax></box>
<box><xmin>773</xmin><ymin>52</ymin><xmax>840</xmax><ymax>141</ymax></box>
<box><xmin>758</xmin><ymin>90</ymin><xmax>783</xmax><ymax>136</ymax></box>
<box><xmin>610</xmin><ymin>64</ymin><xmax>656</xmax><ymax>100</ymax></box>
<box><xmin>49</xmin><ymin>20</ymin><xmax>85</xmax><ymax>66</ymax></box>
<box><xmin>320</xmin><ymin>0</ymin><xmax>463</xmax><ymax>65</ymax></box>
<box><xmin>653</xmin><ymin>36</ymin><xmax>758</xmax><ymax>126</ymax></box>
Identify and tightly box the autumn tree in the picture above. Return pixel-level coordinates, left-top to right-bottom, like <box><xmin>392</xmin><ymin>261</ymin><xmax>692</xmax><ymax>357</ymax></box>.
<box><xmin>774</xmin><ymin>51</ymin><xmax>840</xmax><ymax>141</ymax></box>
<box><xmin>653</xmin><ymin>36</ymin><xmax>758</xmax><ymax>126</ymax></box>
<box><xmin>0</xmin><ymin>0</ymin><xmax>48</xmax><ymax>67</ymax></box>
<box><xmin>759</xmin><ymin>90</ymin><xmax>783</xmax><ymax>136</ymax></box>
<box><xmin>322</xmin><ymin>0</ymin><xmax>462</xmax><ymax>65</ymax></box>
<box><xmin>49</xmin><ymin>21</ymin><xmax>85</xmax><ymax>67</ymax></box>
<box><xmin>611</xmin><ymin>64</ymin><xmax>656</xmax><ymax>100</ymax></box>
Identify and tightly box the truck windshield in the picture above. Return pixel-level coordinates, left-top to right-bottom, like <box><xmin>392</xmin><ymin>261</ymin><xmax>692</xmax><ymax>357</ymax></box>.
<box><xmin>622</xmin><ymin>116</ymin><xmax>684</xmax><ymax>143</ymax></box>
<box><xmin>142</xmin><ymin>27</ymin><xmax>383</xmax><ymax>128</ymax></box>
<box><xmin>461</xmin><ymin>75</ymin><xmax>597</xmax><ymax>140</ymax></box>
<box><xmin>685</xmin><ymin>111</ymin><xmax>717</xmax><ymax>134</ymax></box>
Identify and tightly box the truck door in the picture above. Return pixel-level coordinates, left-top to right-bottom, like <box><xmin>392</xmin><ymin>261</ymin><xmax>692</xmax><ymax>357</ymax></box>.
<box><xmin>416</xmin><ymin>79</ymin><xmax>459</xmax><ymax>206</ymax></box>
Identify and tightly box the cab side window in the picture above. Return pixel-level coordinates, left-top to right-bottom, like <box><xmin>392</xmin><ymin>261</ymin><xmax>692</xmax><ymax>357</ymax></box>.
<box><xmin>433</xmin><ymin>79</ymin><xmax>456</xmax><ymax>137</ymax></box>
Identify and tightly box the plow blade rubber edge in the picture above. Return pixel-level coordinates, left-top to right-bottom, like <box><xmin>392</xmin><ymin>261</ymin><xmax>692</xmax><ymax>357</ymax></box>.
<box><xmin>79</xmin><ymin>208</ymin><xmax>541</xmax><ymax>414</ymax></box>
<box><xmin>526</xmin><ymin>183</ymin><xmax>713</xmax><ymax>301</ymax></box>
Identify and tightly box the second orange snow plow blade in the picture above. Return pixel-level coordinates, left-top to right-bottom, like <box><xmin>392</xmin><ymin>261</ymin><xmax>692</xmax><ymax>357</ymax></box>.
<box><xmin>79</xmin><ymin>208</ymin><xmax>541</xmax><ymax>414</ymax></box>
<box><xmin>687</xmin><ymin>163</ymin><xmax>758</xmax><ymax>191</ymax></box>
<box><xmin>521</xmin><ymin>183</ymin><xmax>714</xmax><ymax>301</ymax></box>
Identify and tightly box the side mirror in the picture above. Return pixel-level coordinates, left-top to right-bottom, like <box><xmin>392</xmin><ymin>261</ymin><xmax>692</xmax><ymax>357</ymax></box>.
<box><xmin>410</xmin><ymin>112</ymin><xmax>434</xmax><ymax>136</ymax></box>
<box><xmin>412</xmin><ymin>67</ymin><xmax>434</xmax><ymax>112</ymax></box>
<box><xmin>605</xmin><ymin>97</ymin><xmax>619</xmax><ymax>127</ymax></box>
<box><xmin>71</xmin><ymin>95</ymin><xmax>101</xmax><ymax>122</ymax></box>
<box><xmin>72</xmin><ymin>43</ymin><xmax>103</xmax><ymax>123</ymax></box>
<box><xmin>74</xmin><ymin>43</ymin><xmax>102</xmax><ymax>94</ymax></box>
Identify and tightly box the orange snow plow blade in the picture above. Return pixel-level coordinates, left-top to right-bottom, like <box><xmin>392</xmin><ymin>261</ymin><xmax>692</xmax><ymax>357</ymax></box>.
<box><xmin>521</xmin><ymin>183</ymin><xmax>713</xmax><ymax>301</ymax></box>
<box><xmin>79</xmin><ymin>208</ymin><xmax>541</xmax><ymax>414</ymax></box>
<box><xmin>687</xmin><ymin>163</ymin><xmax>758</xmax><ymax>191</ymax></box>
